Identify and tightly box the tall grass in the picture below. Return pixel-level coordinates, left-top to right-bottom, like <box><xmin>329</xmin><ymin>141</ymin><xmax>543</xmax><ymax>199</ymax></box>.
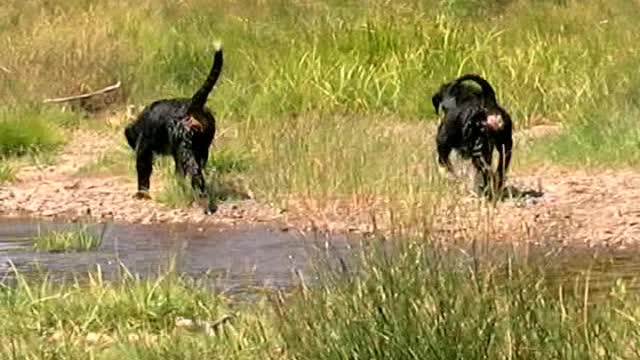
<box><xmin>0</xmin><ymin>163</ymin><xmax>15</xmax><ymax>184</ymax></box>
<box><xmin>157</xmin><ymin>147</ymin><xmax>252</xmax><ymax>208</ymax></box>
<box><xmin>528</xmin><ymin>105</ymin><xmax>640</xmax><ymax>168</ymax></box>
<box><xmin>0</xmin><ymin>264</ymin><xmax>274</xmax><ymax>359</ymax></box>
<box><xmin>3</xmin><ymin>0</ymin><xmax>640</xmax><ymax>219</ymax></box>
<box><xmin>0</xmin><ymin>106</ymin><xmax>71</xmax><ymax>157</ymax></box>
<box><xmin>33</xmin><ymin>226</ymin><xmax>104</xmax><ymax>253</ymax></box>
<box><xmin>2</xmin><ymin>239</ymin><xmax>640</xmax><ymax>359</ymax></box>
<box><xmin>274</xmin><ymin>241</ymin><xmax>640</xmax><ymax>359</ymax></box>
<box><xmin>3</xmin><ymin>0</ymin><xmax>639</xmax><ymax>123</ymax></box>
<box><xmin>75</xmin><ymin>143</ymin><xmax>133</xmax><ymax>177</ymax></box>
<box><xmin>240</xmin><ymin>114</ymin><xmax>454</xmax><ymax>222</ymax></box>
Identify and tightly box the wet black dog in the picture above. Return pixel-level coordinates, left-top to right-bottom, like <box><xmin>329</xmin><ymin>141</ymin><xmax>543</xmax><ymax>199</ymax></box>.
<box><xmin>431</xmin><ymin>74</ymin><xmax>513</xmax><ymax>197</ymax></box>
<box><xmin>124</xmin><ymin>43</ymin><xmax>223</xmax><ymax>214</ymax></box>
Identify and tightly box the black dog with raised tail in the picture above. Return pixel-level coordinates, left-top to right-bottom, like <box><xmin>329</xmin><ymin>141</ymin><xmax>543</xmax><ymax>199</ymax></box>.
<box><xmin>124</xmin><ymin>42</ymin><xmax>223</xmax><ymax>214</ymax></box>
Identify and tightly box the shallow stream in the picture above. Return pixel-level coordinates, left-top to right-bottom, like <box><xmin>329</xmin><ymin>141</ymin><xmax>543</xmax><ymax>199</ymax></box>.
<box><xmin>1</xmin><ymin>217</ymin><xmax>640</xmax><ymax>295</ymax></box>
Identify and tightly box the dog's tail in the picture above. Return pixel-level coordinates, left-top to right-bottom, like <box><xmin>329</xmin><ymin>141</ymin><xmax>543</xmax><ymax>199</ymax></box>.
<box><xmin>188</xmin><ymin>41</ymin><xmax>223</xmax><ymax>113</ymax></box>
<box><xmin>453</xmin><ymin>74</ymin><xmax>497</xmax><ymax>106</ymax></box>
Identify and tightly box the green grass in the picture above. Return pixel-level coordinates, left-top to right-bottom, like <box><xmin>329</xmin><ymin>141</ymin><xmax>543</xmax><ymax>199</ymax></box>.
<box><xmin>157</xmin><ymin>148</ymin><xmax>252</xmax><ymax>208</ymax></box>
<box><xmin>3</xmin><ymin>2</ymin><xmax>640</xmax><ymax>357</ymax></box>
<box><xmin>3</xmin><ymin>0</ymin><xmax>640</xmax><ymax>220</ymax></box>
<box><xmin>156</xmin><ymin>174</ymin><xmax>197</xmax><ymax>209</ymax></box>
<box><xmin>528</xmin><ymin>105</ymin><xmax>640</xmax><ymax>168</ymax></box>
<box><xmin>3</xmin><ymin>0</ymin><xmax>640</xmax><ymax>126</ymax></box>
<box><xmin>75</xmin><ymin>146</ymin><xmax>133</xmax><ymax>177</ymax></box>
<box><xmin>0</xmin><ymin>162</ymin><xmax>15</xmax><ymax>183</ymax></box>
<box><xmin>275</xmin><ymin>241</ymin><xmax>640</xmax><ymax>359</ymax></box>
<box><xmin>33</xmin><ymin>226</ymin><xmax>104</xmax><ymax>253</ymax></box>
<box><xmin>0</xmin><ymin>263</ymin><xmax>274</xmax><ymax>359</ymax></box>
<box><xmin>0</xmin><ymin>106</ymin><xmax>70</xmax><ymax>158</ymax></box>
<box><xmin>3</xmin><ymin>239</ymin><xmax>640</xmax><ymax>359</ymax></box>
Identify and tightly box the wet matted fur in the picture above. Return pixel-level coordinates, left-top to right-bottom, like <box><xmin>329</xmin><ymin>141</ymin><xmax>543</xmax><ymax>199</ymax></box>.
<box><xmin>124</xmin><ymin>43</ymin><xmax>223</xmax><ymax>214</ymax></box>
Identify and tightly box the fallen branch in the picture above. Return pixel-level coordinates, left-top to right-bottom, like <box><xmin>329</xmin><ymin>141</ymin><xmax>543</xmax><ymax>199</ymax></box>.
<box><xmin>43</xmin><ymin>81</ymin><xmax>121</xmax><ymax>104</ymax></box>
<box><xmin>0</xmin><ymin>65</ymin><xmax>11</xmax><ymax>74</ymax></box>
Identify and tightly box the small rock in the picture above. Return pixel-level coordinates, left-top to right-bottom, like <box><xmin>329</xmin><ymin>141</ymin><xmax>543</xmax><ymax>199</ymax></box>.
<box><xmin>175</xmin><ymin>317</ymin><xmax>195</xmax><ymax>328</ymax></box>
<box><xmin>85</xmin><ymin>332</ymin><xmax>101</xmax><ymax>344</ymax></box>
<box><xmin>42</xmin><ymin>209</ymin><xmax>57</xmax><ymax>216</ymax></box>
<box><xmin>64</xmin><ymin>180</ymin><xmax>81</xmax><ymax>190</ymax></box>
<box><xmin>48</xmin><ymin>331</ymin><xmax>65</xmax><ymax>343</ymax></box>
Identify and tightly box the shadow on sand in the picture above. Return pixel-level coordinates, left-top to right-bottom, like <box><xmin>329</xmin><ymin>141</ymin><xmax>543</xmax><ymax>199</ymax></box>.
<box><xmin>499</xmin><ymin>184</ymin><xmax>545</xmax><ymax>202</ymax></box>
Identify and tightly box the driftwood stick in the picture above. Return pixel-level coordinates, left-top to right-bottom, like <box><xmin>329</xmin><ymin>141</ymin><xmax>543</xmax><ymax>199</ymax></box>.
<box><xmin>0</xmin><ymin>65</ymin><xmax>11</xmax><ymax>74</ymax></box>
<box><xmin>43</xmin><ymin>81</ymin><xmax>121</xmax><ymax>103</ymax></box>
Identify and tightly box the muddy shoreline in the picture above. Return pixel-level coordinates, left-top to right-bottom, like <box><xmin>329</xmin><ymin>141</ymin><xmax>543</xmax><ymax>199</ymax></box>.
<box><xmin>2</xmin><ymin>129</ymin><xmax>640</xmax><ymax>250</ymax></box>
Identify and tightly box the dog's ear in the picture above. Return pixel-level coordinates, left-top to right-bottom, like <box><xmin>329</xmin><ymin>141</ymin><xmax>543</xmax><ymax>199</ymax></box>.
<box><xmin>431</xmin><ymin>93</ymin><xmax>442</xmax><ymax>115</ymax></box>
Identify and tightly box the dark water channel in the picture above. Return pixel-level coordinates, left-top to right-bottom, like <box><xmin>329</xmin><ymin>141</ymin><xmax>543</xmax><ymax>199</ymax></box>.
<box><xmin>2</xmin><ymin>217</ymin><xmax>640</xmax><ymax>296</ymax></box>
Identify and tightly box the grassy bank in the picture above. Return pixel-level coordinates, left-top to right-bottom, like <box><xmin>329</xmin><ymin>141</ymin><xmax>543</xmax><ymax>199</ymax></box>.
<box><xmin>2</xmin><ymin>240</ymin><xmax>640</xmax><ymax>359</ymax></box>
<box><xmin>4</xmin><ymin>0</ymin><xmax>639</xmax><ymax>122</ymax></box>
<box><xmin>0</xmin><ymin>106</ymin><xmax>70</xmax><ymax>157</ymax></box>
<box><xmin>2</xmin><ymin>0</ymin><xmax>640</xmax><ymax>218</ymax></box>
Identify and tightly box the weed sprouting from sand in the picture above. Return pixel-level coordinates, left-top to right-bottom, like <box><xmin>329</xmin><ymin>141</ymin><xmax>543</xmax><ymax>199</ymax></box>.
<box><xmin>0</xmin><ymin>163</ymin><xmax>15</xmax><ymax>184</ymax></box>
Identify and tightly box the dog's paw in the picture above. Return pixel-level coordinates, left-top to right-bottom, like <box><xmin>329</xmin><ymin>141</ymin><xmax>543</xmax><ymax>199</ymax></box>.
<box><xmin>133</xmin><ymin>191</ymin><xmax>152</xmax><ymax>200</ymax></box>
<box><xmin>192</xmin><ymin>196</ymin><xmax>217</xmax><ymax>215</ymax></box>
<box><xmin>205</xmin><ymin>202</ymin><xmax>218</xmax><ymax>215</ymax></box>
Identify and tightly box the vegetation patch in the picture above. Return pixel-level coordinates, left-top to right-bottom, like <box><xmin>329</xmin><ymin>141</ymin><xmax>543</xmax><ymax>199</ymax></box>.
<box><xmin>2</xmin><ymin>240</ymin><xmax>640</xmax><ymax>358</ymax></box>
<box><xmin>157</xmin><ymin>147</ymin><xmax>253</xmax><ymax>208</ymax></box>
<box><xmin>0</xmin><ymin>106</ymin><xmax>69</xmax><ymax>158</ymax></box>
<box><xmin>33</xmin><ymin>226</ymin><xmax>104</xmax><ymax>253</ymax></box>
<box><xmin>75</xmin><ymin>148</ymin><xmax>133</xmax><ymax>177</ymax></box>
<box><xmin>528</xmin><ymin>105</ymin><xmax>640</xmax><ymax>168</ymax></box>
<box><xmin>2</xmin><ymin>0</ymin><xmax>640</xmax><ymax>217</ymax></box>
<box><xmin>0</xmin><ymin>163</ymin><xmax>15</xmax><ymax>184</ymax></box>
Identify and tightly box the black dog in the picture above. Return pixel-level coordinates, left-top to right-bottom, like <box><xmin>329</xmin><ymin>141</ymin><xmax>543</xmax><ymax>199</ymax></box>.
<box><xmin>124</xmin><ymin>43</ymin><xmax>223</xmax><ymax>214</ymax></box>
<box><xmin>432</xmin><ymin>74</ymin><xmax>513</xmax><ymax>197</ymax></box>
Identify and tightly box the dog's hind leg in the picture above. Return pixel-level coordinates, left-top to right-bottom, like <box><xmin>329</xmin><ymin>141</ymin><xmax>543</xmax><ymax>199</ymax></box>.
<box><xmin>194</xmin><ymin>146</ymin><xmax>210</xmax><ymax>171</ymax></box>
<box><xmin>471</xmin><ymin>141</ymin><xmax>493</xmax><ymax>197</ymax></box>
<box><xmin>134</xmin><ymin>142</ymin><xmax>154</xmax><ymax>200</ymax></box>
<box><xmin>177</xmin><ymin>142</ymin><xmax>217</xmax><ymax>214</ymax></box>
<box><xmin>496</xmin><ymin>139</ymin><xmax>513</xmax><ymax>192</ymax></box>
<box><xmin>172</xmin><ymin>148</ymin><xmax>186</xmax><ymax>178</ymax></box>
<box><xmin>435</xmin><ymin>123</ymin><xmax>458</xmax><ymax>179</ymax></box>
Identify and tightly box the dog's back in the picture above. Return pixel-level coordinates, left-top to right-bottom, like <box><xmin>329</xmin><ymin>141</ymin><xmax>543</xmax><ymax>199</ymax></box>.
<box><xmin>432</xmin><ymin>74</ymin><xmax>501</xmax><ymax>116</ymax></box>
<box><xmin>124</xmin><ymin>99</ymin><xmax>189</xmax><ymax>154</ymax></box>
<box><xmin>124</xmin><ymin>44</ymin><xmax>223</xmax><ymax>151</ymax></box>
